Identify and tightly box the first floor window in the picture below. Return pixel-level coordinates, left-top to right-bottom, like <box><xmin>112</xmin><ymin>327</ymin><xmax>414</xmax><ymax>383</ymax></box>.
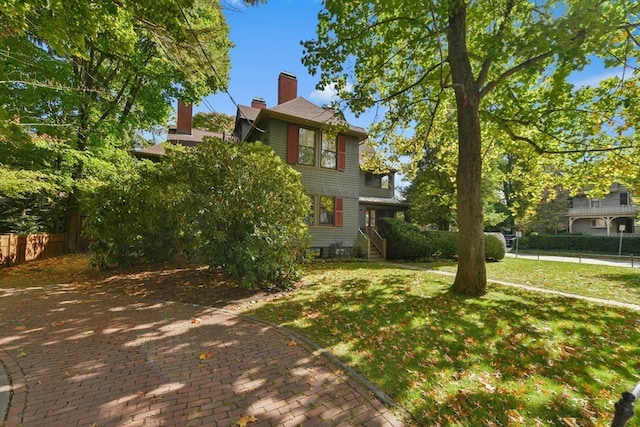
<box><xmin>319</xmin><ymin>196</ymin><xmax>334</xmax><ymax>225</ymax></box>
<box><xmin>304</xmin><ymin>196</ymin><xmax>315</xmax><ymax>226</ymax></box>
<box><xmin>591</xmin><ymin>219</ymin><xmax>606</xmax><ymax>228</ymax></box>
<box><xmin>306</xmin><ymin>195</ymin><xmax>344</xmax><ymax>227</ymax></box>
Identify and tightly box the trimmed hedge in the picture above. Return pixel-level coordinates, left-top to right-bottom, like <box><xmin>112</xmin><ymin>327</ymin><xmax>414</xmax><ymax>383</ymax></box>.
<box><xmin>517</xmin><ymin>234</ymin><xmax>640</xmax><ymax>255</ymax></box>
<box><xmin>484</xmin><ymin>232</ymin><xmax>506</xmax><ymax>261</ymax></box>
<box><xmin>377</xmin><ymin>218</ymin><xmax>433</xmax><ymax>260</ymax></box>
<box><xmin>378</xmin><ymin>218</ymin><xmax>506</xmax><ymax>261</ymax></box>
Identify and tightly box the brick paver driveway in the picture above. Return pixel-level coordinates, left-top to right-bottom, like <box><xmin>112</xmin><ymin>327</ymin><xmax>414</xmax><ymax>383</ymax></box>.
<box><xmin>0</xmin><ymin>283</ymin><xmax>406</xmax><ymax>426</ymax></box>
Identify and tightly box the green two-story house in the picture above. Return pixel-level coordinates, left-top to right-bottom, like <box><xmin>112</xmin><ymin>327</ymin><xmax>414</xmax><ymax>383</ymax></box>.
<box><xmin>139</xmin><ymin>72</ymin><xmax>408</xmax><ymax>258</ymax></box>
<box><xmin>233</xmin><ymin>72</ymin><xmax>368</xmax><ymax>258</ymax></box>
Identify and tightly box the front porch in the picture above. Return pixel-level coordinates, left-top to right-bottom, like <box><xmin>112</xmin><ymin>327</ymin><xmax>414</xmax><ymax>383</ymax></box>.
<box><xmin>358</xmin><ymin>227</ymin><xmax>386</xmax><ymax>261</ymax></box>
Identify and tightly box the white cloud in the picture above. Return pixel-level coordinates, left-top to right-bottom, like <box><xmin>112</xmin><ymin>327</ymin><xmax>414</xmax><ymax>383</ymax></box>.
<box><xmin>309</xmin><ymin>82</ymin><xmax>354</xmax><ymax>104</ymax></box>
<box><xmin>309</xmin><ymin>82</ymin><xmax>340</xmax><ymax>103</ymax></box>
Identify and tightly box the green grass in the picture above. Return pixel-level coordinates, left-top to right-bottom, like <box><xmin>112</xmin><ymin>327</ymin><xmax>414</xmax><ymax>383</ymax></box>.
<box><xmin>428</xmin><ymin>257</ymin><xmax>640</xmax><ymax>304</ymax></box>
<box><xmin>244</xmin><ymin>260</ymin><xmax>640</xmax><ymax>426</ymax></box>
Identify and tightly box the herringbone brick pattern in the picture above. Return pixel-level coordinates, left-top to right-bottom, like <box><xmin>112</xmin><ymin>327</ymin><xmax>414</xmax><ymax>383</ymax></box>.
<box><xmin>0</xmin><ymin>283</ymin><xmax>406</xmax><ymax>426</ymax></box>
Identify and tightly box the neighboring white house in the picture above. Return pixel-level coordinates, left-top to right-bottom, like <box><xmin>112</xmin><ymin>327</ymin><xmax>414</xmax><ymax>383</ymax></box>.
<box><xmin>565</xmin><ymin>183</ymin><xmax>639</xmax><ymax>236</ymax></box>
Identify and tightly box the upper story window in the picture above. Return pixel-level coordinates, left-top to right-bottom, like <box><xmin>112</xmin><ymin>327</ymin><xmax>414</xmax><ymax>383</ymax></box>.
<box><xmin>621</xmin><ymin>192</ymin><xmax>629</xmax><ymax>206</ymax></box>
<box><xmin>590</xmin><ymin>198</ymin><xmax>600</xmax><ymax>208</ymax></box>
<box><xmin>288</xmin><ymin>124</ymin><xmax>345</xmax><ymax>171</ymax></box>
<box><xmin>365</xmin><ymin>172</ymin><xmax>390</xmax><ymax>189</ymax></box>
<box><xmin>298</xmin><ymin>127</ymin><xmax>315</xmax><ymax>165</ymax></box>
<box><xmin>321</xmin><ymin>133</ymin><xmax>337</xmax><ymax>169</ymax></box>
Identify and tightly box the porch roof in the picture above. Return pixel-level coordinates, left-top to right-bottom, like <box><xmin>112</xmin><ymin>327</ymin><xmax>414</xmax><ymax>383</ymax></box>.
<box><xmin>359</xmin><ymin>196</ymin><xmax>409</xmax><ymax>208</ymax></box>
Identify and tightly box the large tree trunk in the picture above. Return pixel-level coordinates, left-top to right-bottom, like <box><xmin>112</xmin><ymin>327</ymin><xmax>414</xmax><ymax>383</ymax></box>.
<box><xmin>447</xmin><ymin>3</ymin><xmax>487</xmax><ymax>296</ymax></box>
<box><xmin>64</xmin><ymin>189</ymin><xmax>82</xmax><ymax>253</ymax></box>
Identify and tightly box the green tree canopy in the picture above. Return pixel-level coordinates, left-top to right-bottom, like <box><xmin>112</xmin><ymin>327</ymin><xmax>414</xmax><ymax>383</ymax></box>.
<box><xmin>0</xmin><ymin>0</ymin><xmax>262</xmax><ymax>248</ymax></box>
<box><xmin>302</xmin><ymin>0</ymin><xmax>640</xmax><ymax>296</ymax></box>
<box><xmin>192</xmin><ymin>111</ymin><xmax>235</xmax><ymax>135</ymax></box>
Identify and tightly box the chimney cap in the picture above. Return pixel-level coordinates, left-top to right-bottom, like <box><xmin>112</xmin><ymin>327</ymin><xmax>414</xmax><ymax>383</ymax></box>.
<box><xmin>279</xmin><ymin>71</ymin><xmax>297</xmax><ymax>79</ymax></box>
<box><xmin>252</xmin><ymin>97</ymin><xmax>266</xmax><ymax>103</ymax></box>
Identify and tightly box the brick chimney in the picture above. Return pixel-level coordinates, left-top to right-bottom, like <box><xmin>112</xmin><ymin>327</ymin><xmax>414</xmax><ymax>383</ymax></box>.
<box><xmin>251</xmin><ymin>97</ymin><xmax>267</xmax><ymax>109</ymax></box>
<box><xmin>278</xmin><ymin>71</ymin><xmax>297</xmax><ymax>104</ymax></box>
<box><xmin>176</xmin><ymin>101</ymin><xmax>193</xmax><ymax>134</ymax></box>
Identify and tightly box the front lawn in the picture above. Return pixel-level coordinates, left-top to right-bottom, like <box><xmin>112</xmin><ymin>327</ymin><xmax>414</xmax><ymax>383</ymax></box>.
<box><xmin>244</xmin><ymin>261</ymin><xmax>640</xmax><ymax>426</ymax></box>
<box><xmin>433</xmin><ymin>257</ymin><xmax>640</xmax><ymax>304</ymax></box>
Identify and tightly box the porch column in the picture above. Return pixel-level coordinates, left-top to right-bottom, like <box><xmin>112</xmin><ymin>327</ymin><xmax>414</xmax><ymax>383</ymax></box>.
<box><xmin>605</xmin><ymin>217</ymin><xmax>613</xmax><ymax>236</ymax></box>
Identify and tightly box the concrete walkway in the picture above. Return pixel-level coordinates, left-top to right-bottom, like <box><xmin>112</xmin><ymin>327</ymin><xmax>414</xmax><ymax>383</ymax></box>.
<box><xmin>0</xmin><ymin>283</ymin><xmax>407</xmax><ymax>426</ymax></box>
<box><xmin>505</xmin><ymin>252</ymin><xmax>639</xmax><ymax>268</ymax></box>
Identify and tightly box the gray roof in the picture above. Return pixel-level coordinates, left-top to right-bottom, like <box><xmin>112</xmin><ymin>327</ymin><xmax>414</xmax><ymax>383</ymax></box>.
<box><xmin>238</xmin><ymin>97</ymin><xmax>367</xmax><ymax>141</ymax></box>
<box><xmin>166</xmin><ymin>128</ymin><xmax>225</xmax><ymax>144</ymax></box>
<box><xmin>134</xmin><ymin>143</ymin><xmax>167</xmax><ymax>158</ymax></box>
<box><xmin>134</xmin><ymin>128</ymin><xmax>226</xmax><ymax>158</ymax></box>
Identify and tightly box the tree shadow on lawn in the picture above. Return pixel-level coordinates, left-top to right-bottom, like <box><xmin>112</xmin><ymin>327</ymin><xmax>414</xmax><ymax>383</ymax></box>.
<box><xmin>246</xmin><ymin>264</ymin><xmax>640</xmax><ymax>426</ymax></box>
<box><xmin>597</xmin><ymin>272</ymin><xmax>640</xmax><ymax>289</ymax></box>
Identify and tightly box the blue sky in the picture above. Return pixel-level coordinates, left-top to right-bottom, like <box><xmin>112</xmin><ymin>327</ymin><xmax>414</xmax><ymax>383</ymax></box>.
<box><xmin>197</xmin><ymin>0</ymin><xmax>355</xmax><ymax>121</ymax></box>
<box><xmin>194</xmin><ymin>0</ymin><xmax>628</xmax><ymax>135</ymax></box>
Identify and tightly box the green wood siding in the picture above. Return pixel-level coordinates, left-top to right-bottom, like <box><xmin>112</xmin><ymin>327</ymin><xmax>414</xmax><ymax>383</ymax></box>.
<box><xmin>266</xmin><ymin>119</ymin><xmax>361</xmax><ymax>248</ymax></box>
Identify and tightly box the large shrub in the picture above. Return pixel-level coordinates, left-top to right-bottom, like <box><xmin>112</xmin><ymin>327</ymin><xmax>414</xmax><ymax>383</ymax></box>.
<box><xmin>424</xmin><ymin>231</ymin><xmax>458</xmax><ymax>259</ymax></box>
<box><xmin>82</xmin><ymin>138</ymin><xmax>310</xmax><ymax>289</ymax></box>
<box><xmin>377</xmin><ymin>218</ymin><xmax>433</xmax><ymax>260</ymax></box>
<box><xmin>484</xmin><ymin>232</ymin><xmax>506</xmax><ymax>261</ymax></box>
<box><xmin>379</xmin><ymin>218</ymin><xmax>505</xmax><ymax>261</ymax></box>
<box><xmin>82</xmin><ymin>157</ymin><xmax>181</xmax><ymax>268</ymax></box>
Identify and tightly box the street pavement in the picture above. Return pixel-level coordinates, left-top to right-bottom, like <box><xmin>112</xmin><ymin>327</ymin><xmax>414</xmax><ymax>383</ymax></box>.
<box><xmin>0</xmin><ymin>282</ymin><xmax>407</xmax><ymax>427</ymax></box>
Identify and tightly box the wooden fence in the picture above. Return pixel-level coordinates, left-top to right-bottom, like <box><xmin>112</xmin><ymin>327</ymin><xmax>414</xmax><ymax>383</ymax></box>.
<box><xmin>0</xmin><ymin>234</ymin><xmax>67</xmax><ymax>268</ymax></box>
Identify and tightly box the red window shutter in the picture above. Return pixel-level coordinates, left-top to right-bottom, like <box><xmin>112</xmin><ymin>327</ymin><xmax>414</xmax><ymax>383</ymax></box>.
<box><xmin>337</xmin><ymin>134</ymin><xmax>346</xmax><ymax>171</ymax></box>
<box><xmin>335</xmin><ymin>197</ymin><xmax>343</xmax><ymax>227</ymax></box>
<box><xmin>287</xmin><ymin>124</ymin><xmax>299</xmax><ymax>164</ymax></box>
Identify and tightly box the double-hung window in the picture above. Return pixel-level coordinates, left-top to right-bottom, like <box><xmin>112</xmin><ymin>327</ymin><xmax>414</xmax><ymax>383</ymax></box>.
<box><xmin>288</xmin><ymin>124</ymin><xmax>346</xmax><ymax>171</ymax></box>
<box><xmin>621</xmin><ymin>193</ymin><xmax>629</xmax><ymax>206</ymax></box>
<box><xmin>321</xmin><ymin>134</ymin><xmax>337</xmax><ymax>169</ymax></box>
<box><xmin>305</xmin><ymin>195</ymin><xmax>343</xmax><ymax>227</ymax></box>
<box><xmin>298</xmin><ymin>128</ymin><xmax>315</xmax><ymax>165</ymax></box>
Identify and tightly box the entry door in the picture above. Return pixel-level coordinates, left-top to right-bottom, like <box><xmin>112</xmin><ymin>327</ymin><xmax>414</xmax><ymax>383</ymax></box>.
<box><xmin>365</xmin><ymin>209</ymin><xmax>376</xmax><ymax>228</ymax></box>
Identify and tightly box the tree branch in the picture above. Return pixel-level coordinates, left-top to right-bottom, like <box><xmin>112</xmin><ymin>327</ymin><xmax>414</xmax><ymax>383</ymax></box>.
<box><xmin>484</xmin><ymin>111</ymin><xmax>635</xmax><ymax>155</ymax></box>
<box><xmin>378</xmin><ymin>61</ymin><xmax>444</xmax><ymax>104</ymax></box>
<box><xmin>476</xmin><ymin>0</ymin><xmax>515</xmax><ymax>90</ymax></box>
